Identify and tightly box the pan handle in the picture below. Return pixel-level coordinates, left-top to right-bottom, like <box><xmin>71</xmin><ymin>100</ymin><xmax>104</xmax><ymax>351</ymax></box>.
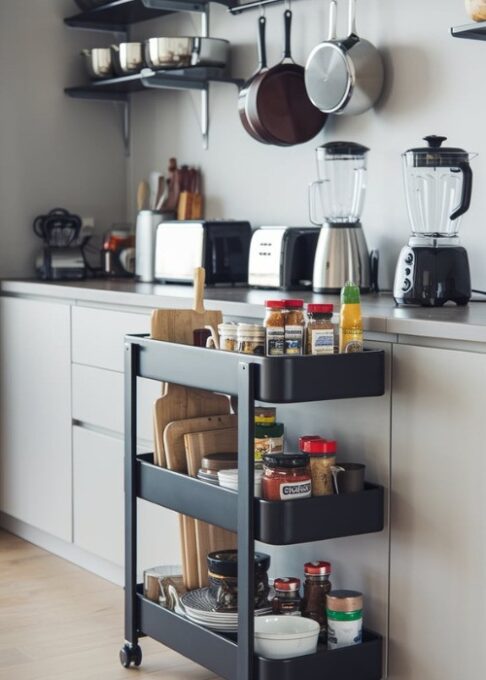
<box><xmin>283</xmin><ymin>9</ymin><xmax>293</xmax><ymax>61</ymax></box>
<box><xmin>309</xmin><ymin>181</ymin><xmax>324</xmax><ymax>226</ymax></box>
<box><xmin>348</xmin><ymin>0</ymin><xmax>357</xmax><ymax>36</ymax></box>
<box><xmin>328</xmin><ymin>0</ymin><xmax>338</xmax><ymax>40</ymax></box>
<box><xmin>258</xmin><ymin>15</ymin><xmax>267</xmax><ymax>70</ymax></box>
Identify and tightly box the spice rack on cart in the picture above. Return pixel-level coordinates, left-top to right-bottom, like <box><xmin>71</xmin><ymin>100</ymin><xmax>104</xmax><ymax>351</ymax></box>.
<box><xmin>122</xmin><ymin>334</ymin><xmax>386</xmax><ymax>679</ymax></box>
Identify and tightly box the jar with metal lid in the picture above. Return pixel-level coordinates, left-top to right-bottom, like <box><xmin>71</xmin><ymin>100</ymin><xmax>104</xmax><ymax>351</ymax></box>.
<box><xmin>326</xmin><ymin>590</ymin><xmax>363</xmax><ymax>649</ymax></box>
<box><xmin>301</xmin><ymin>438</ymin><xmax>336</xmax><ymax>496</ymax></box>
<box><xmin>262</xmin><ymin>453</ymin><xmax>312</xmax><ymax>501</ymax></box>
<box><xmin>302</xmin><ymin>561</ymin><xmax>332</xmax><ymax>636</ymax></box>
<box><xmin>285</xmin><ymin>299</ymin><xmax>305</xmax><ymax>355</ymax></box>
<box><xmin>255</xmin><ymin>422</ymin><xmax>284</xmax><ymax>465</ymax></box>
<box><xmin>272</xmin><ymin>577</ymin><xmax>302</xmax><ymax>616</ymax></box>
<box><xmin>264</xmin><ymin>300</ymin><xmax>286</xmax><ymax>356</ymax></box>
<box><xmin>237</xmin><ymin>323</ymin><xmax>265</xmax><ymax>355</ymax></box>
<box><xmin>207</xmin><ymin>550</ymin><xmax>271</xmax><ymax>612</ymax></box>
<box><xmin>218</xmin><ymin>323</ymin><xmax>237</xmax><ymax>352</ymax></box>
<box><xmin>305</xmin><ymin>303</ymin><xmax>335</xmax><ymax>355</ymax></box>
<box><xmin>255</xmin><ymin>407</ymin><xmax>277</xmax><ymax>425</ymax></box>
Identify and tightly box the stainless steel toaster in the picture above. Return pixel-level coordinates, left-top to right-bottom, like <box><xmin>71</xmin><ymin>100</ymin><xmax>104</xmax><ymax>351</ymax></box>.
<box><xmin>248</xmin><ymin>226</ymin><xmax>320</xmax><ymax>290</ymax></box>
<box><xmin>155</xmin><ymin>220</ymin><xmax>252</xmax><ymax>284</ymax></box>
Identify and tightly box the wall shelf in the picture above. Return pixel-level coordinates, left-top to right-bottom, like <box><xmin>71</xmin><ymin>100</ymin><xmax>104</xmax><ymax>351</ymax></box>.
<box><xmin>451</xmin><ymin>21</ymin><xmax>486</xmax><ymax>40</ymax></box>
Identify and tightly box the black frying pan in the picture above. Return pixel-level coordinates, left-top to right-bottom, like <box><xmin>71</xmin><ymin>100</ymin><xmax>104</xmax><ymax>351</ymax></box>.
<box><xmin>247</xmin><ymin>10</ymin><xmax>327</xmax><ymax>146</ymax></box>
<box><xmin>238</xmin><ymin>16</ymin><xmax>271</xmax><ymax>144</ymax></box>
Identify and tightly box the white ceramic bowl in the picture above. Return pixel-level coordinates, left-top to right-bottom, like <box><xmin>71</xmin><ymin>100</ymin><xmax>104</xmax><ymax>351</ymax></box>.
<box><xmin>254</xmin><ymin>616</ymin><xmax>320</xmax><ymax>659</ymax></box>
<box><xmin>218</xmin><ymin>469</ymin><xmax>263</xmax><ymax>497</ymax></box>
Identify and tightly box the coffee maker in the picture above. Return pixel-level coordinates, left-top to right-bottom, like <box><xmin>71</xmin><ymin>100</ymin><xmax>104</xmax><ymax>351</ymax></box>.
<box><xmin>393</xmin><ymin>136</ymin><xmax>475</xmax><ymax>307</ymax></box>
<box><xmin>310</xmin><ymin>142</ymin><xmax>372</xmax><ymax>293</ymax></box>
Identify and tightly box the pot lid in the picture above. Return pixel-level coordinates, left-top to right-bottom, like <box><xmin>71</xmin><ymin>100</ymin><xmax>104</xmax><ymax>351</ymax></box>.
<box><xmin>318</xmin><ymin>141</ymin><xmax>369</xmax><ymax>156</ymax></box>
<box><xmin>405</xmin><ymin>136</ymin><xmax>470</xmax><ymax>167</ymax></box>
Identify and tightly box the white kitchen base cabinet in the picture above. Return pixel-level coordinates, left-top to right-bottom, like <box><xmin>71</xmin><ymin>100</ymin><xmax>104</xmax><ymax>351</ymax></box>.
<box><xmin>0</xmin><ymin>297</ymin><xmax>72</xmax><ymax>541</ymax></box>
<box><xmin>389</xmin><ymin>344</ymin><xmax>486</xmax><ymax>680</ymax></box>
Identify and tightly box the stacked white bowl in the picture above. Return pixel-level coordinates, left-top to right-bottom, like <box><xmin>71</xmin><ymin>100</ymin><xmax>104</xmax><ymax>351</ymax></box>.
<box><xmin>218</xmin><ymin>469</ymin><xmax>263</xmax><ymax>497</ymax></box>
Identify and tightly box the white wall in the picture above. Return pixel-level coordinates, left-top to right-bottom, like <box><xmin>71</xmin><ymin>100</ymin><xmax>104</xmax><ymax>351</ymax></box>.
<box><xmin>128</xmin><ymin>0</ymin><xmax>486</xmax><ymax>290</ymax></box>
<box><xmin>0</xmin><ymin>0</ymin><xmax>127</xmax><ymax>277</ymax></box>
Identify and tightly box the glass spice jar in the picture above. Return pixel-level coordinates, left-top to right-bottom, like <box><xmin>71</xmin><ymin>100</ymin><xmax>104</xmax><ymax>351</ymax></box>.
<box><xmin>305</xmin><ymin>304</ymin><xmax>335</xmax><ymax>355</ymax></box>
<box><xmin>272</xmin><ymin>577</ymin><xmax>302</xmax><ymax>616</ymax></box>
<box><xmin>237</xmin><ymin>323</ymin><xmax>265</xmax><ymax>355</ymax></box>
<box><xmin>302</xmin><ymin>561</ymin><xmax>332</xmax><ymax>637</ymax></box>
<box><xmin>301</xmin><ymin>438</ymin><xmax>336</xmax><ymax>496</ymax></box>
<box><xmin>262</xmin><ymin>453</ymin><xmax>312</xmax><ymax>501</ymax></box>
<box><xmin>218</xmin><ymin>323</ymin><xmax>237</xmax><ymax>352</ymax></box>
<box><xmin>264</xmin><ymin>300</ymin><xmax>286</xmax><ymax>356</ymax></box>
<box><xmin>254</xmin><ymin>422</ymin><xmax>284</xmax><ymax>465</ymax></box>
<box><xmin>284</xmin><ymin>299</ymin><xmax>305</xmax><ymax>355</ymax></box>
<box><xmin>327</xmin><ymin>590</ymin><xmax>363</xmax><ymax>650</ymax></box>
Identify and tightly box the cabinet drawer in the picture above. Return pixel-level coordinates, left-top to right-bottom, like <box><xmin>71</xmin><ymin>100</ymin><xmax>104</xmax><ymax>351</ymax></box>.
<box><xmin>72</xmin><ymin>364</ymin><xmax>160</xmax><ymax>440</ymax></box>
<box><xmin>72</xmin><ymin>306</ymin><xmax>151</xmax><ymax>372</ymax></box>
<box><xmin>73</xmin><ymin>426</ymin><xmax>180</xmax><ymax>569</ymax></box>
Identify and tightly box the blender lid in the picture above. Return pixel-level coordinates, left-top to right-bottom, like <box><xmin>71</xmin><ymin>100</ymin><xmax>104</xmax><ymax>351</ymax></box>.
<box><xmin>405</xmin><ymin>135</ymin><xmax>470</xmax><ymax>167</ymax></box>
<box><xmin>317</xmin><ymin>141</ymin><xmax>369</xmax><ymax>156</ymax></box>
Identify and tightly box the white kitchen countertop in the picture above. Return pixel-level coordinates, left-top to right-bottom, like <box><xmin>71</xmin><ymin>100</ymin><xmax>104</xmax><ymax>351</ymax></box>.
<box><xmin>2</xmin><ymin>278</ymin><xmax>486</xmax><ymax>344</ymax></box>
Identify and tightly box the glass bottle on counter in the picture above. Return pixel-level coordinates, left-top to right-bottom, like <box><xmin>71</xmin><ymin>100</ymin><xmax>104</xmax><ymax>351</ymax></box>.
<box><xmin>302</xmin><ymin>561</ymin><xmax>332</xmax><ymax>638</ymax></box>
<box><xmin>339</xmin><ymin>282</ymin><xmax>363</xmax><ymax>353</ymax></box>
<box><xmin>305</xmin><ymin>304</ymin><xmax>336</xmax><ymax>354</ymax></box>
<box><xmin>272</xmin><ymin>577</ymin><xmax>302</xmax><ymax>616</ymax></box>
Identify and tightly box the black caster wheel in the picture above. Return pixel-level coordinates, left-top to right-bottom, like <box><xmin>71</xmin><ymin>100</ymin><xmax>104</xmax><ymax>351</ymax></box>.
<box><xmin>119</xmin><ymin>644</ymin><xmax>142</xmax><ymax>668</ymax></box>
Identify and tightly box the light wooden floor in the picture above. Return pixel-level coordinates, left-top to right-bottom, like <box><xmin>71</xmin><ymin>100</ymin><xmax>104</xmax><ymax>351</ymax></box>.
<box><xmin>0</xmin><ymin>530</ymin><xmax>219</xmax><ymax>680</ymax></box>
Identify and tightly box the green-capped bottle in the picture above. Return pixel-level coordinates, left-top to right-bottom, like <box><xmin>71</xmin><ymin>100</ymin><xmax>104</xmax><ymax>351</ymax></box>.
<box><xmin>339</xmin><ymin>282</ymin><xmax>363</xmax><ymax>353</ymax></box>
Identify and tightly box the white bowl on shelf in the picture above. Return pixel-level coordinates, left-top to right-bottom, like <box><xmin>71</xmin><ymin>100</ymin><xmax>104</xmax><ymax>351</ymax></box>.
<box><xmin>218</xmin><ymin>469</ymin><xmax>263</xmax><ymax>497</ymax></box>
<box><xmin>254</xmin><ymin>616</ymin><xmax>320</xmax><ymax>660</ymax></box>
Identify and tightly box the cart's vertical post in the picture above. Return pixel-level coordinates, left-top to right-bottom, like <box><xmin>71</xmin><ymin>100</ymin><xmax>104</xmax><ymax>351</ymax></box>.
<box><xmin>237</xmin><ymin>361</ymin><xmax>256</xmax><ymax>680</ymax></box>
<box><xmin>124</xmin><ymin>338</ymin><xmax>139</xmax><ymax>645</ymax></box>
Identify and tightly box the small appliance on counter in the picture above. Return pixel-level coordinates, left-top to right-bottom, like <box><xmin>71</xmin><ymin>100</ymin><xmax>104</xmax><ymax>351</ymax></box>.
<box><xmin>34</xmin><ymin>208</ymin><xmax>87</xmax><ymax>281</ymax></box>
<box><xmin>154</xmin><ymin>220</ymin><xmax>252</xmax><ymax>284</ymax></box>
<box><xmin>248</xmin><ymin>226</ymin><xmax>320</xmax><ymax>290</ymax></box>
<box><xmin>310</xmin><ymin>142</ymin><xmax>373</xmax><ymax>293</ymax></box>
<box><xmin>102</xmin><ymin>228</ymin><xmax>135</xmax><ymax>277</ymax></box>
<box><xmin>393</xmin><ymin>136</ymin><xmax>476</xmax><ymax>307</ymax></box>
<box><xmin>135</xmin><ymin>210</ymin><xmax>175</xmax><ymax>283</ymax></box>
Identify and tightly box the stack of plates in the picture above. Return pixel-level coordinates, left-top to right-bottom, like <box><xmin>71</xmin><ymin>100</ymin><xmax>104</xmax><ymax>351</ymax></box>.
<box><xmin>180</xmin><ymin>588</ymin><xmax>272</xmax><ymax>633</ymax></box>
<box><xmin>218</xmin><ymin>469</ymin><xmax>263</xmax><ymax>497</ymax></box>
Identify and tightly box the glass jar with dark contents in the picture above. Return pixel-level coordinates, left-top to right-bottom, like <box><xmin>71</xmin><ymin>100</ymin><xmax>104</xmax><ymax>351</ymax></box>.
<box><xmin>207</xmin><ymin>550</ymin><xmax>270</xmax><ymax>612</ymax></box>
<box><xmin>262</xmin><ymin>453</ymin><xmax>312</xmax><ymax>502</ymax></box>
<box><xmin>302</xmin><ymin>561</ymin><xmax>332</xmax><ymax>638</ymax></box>
<box><xmin>272</xmin><ymin>577</ymin><xmax>302</xmax><ymax>616</ymax></box>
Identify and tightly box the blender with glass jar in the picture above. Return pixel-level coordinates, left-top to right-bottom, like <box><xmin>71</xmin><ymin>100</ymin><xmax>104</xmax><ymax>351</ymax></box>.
<box><xmin>393</xmin><ymin>135</ymin><xmax>476</xmax><ymax>306</ymax></box>
<box><xmin>310</xmin><ymin>142</ymin><xmax>372</xmax><ymax>293</ymax></box>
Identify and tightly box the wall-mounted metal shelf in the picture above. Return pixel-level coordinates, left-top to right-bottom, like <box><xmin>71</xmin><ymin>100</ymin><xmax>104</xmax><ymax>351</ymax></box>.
<box><xmin>451</xmin><ymin>21</ymin><xmax>486</xmax><ymax>40</ymax></box>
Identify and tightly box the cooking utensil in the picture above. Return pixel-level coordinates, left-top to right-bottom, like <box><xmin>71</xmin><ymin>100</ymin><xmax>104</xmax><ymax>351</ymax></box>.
<box><xmin>305</xmin><ymin>0</ymin><xmax>384</xmax><ymax>116</ymax></box>
<box><xmin>137</xmin><ymin>180</ymin><xmax>150</xmax><ymax>212</ymax></box>
<box><xmin>238</xmin><ymin>16</ymin><xmax>270</xmax><ymax>144</ymax></box>
<box><xmin>111</xmin><ymin>42</ymin><xmax>143</xmax><ymax>76</ymax></box>
<box><xmin>246</xmin><ymin>10</ymin><xmax>327</xmax><ymax>146</ymax></box>
<box><xmin>144</xmin><ymin>37</ymin><xmax>229</xmax><ymax>70</ymax></box>
<box><xmin>81</xmin><ymin>48</ymin><xmax>113</xmax><ymax>80</ymax></box>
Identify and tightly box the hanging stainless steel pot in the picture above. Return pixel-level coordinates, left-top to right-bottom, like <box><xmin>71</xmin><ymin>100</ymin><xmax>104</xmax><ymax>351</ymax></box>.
<box><xmin>304</xmin><ymin>0</ymin><xmax>384</xmax><ymax>116</ymax></box>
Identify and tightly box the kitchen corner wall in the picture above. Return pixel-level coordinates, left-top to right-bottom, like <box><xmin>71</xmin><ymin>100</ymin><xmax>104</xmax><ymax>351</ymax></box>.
<box><xmin>129</xmin><ymin>0</ymin><xmax>486</xmax><ymax>291</ymax></box>
<box><xmin>0</xmin><ymin>0</ymin><xmax>127</xmax><ymax>277</ymax></box>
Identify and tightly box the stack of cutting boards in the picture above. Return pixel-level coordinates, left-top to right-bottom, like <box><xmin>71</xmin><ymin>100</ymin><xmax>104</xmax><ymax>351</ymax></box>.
<box><xmin>151</xmin><ymin>267</ymin><xmax>237</xmax><ymax>589</ymax></box>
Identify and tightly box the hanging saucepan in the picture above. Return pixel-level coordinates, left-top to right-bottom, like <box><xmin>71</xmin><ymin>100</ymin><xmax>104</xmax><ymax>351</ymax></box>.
<box><xmin>238</xmin><ymin>15</ymin><xmax>271</xmax><ymax>144</ymax></box>
<box><xmin>305</xmin><ymin>0</ymin><xmax>384</xmax><ymax>116</ymax></box>
<box><xmin>245</xmin><ymin>10</ymin><xmax>327</xmax><ymax>146</ymax></box>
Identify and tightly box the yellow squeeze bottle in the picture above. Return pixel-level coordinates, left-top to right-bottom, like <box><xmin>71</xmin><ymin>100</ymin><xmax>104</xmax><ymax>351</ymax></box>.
<box><xmin>339</xmin><ymin>281</ymin><xmax>363</xmax><ymax>353</ymax></box>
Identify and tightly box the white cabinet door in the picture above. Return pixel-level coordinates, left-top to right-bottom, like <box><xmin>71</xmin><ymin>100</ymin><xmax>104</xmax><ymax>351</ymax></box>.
<box><xmin>0</xmin><ymin>297</ymin><xmax>72</xmax><ymax>540</ymax></box>
<box><xmin>389</xmin><ymin>345</ymin><xmax>486</xmax><ymax>680</ymax></box>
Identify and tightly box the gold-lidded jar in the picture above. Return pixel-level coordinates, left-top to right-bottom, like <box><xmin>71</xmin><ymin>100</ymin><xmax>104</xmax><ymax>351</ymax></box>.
<box><xmin>326</xmin><ymin>589</ymin><xmax>363</xmax><ymax>650</ymax></box>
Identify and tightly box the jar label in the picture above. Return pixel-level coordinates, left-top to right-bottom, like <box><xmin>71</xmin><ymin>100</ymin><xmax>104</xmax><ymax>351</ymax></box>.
<box><xmin>285</xmin><ymin>326</ymin><xmax>304</xmax><ymax>355</ymax></box>
<box><xmin>255</xmin><ymin>436</ymin><xmax>284</xmax><ymax>462</ymax></box>
<box><xmin>266</xmin><ymin>327</ymin><xmax>285</xmax><ymax>356</ymax></box>
<box><xmin>327</xmin><ymin>616</ymin><xmax>363</xmax><ymax>650</ymax></box>
<box><xmin>279</xmin><ymin>480</ymin><xmax>312</xmax><ymax>500</ymax></box>
<box><xmin>311</xmin><ymin>328</ymin><xmax>334</xmax><ymax>355</ymax></box>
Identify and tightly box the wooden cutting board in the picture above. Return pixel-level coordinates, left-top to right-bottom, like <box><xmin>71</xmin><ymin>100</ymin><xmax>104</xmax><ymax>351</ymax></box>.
<box><xmin>183</xmin><ymin>426</ymin><xmax>238</xmax><ymax>588</ymax></box>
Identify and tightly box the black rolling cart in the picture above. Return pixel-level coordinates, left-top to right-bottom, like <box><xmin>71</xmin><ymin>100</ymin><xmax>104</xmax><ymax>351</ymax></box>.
<box><xmin>120</xmin><ymin>335</ymin><xmax>386</xmax><ymax>680</ymax></box>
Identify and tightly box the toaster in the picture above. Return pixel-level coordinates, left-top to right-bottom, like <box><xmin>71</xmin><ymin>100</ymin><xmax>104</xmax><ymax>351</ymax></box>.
<box><xmin>155</xmin><ymin>220</ymin><xmax>252</xmax><ymax>284</ymax></box>
<box><xmin>248</xmin><ymin>226</ymin><xmax>320</xmax><ymax>290</ymax></box>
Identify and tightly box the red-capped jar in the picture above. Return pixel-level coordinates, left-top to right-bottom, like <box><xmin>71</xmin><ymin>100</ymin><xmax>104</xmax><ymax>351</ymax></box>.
<box><xmin>264</xmin><ymin>300</ymin><xmax>286</xmax><ymax>356</ymax></box>
<box><xmin>272</xmin><ymin>577</ymin><xmax>302</xmax><ymax>616</ymax></box>
<box><xmin>284</xmin><ymin>299</ymin><xmax>305</xmax><ymax>355</ymax></box>
<box><xmin>302</xmin><ymin>561</ymin><xmax>332</xmax><ymax>636</ymax></box>
<box><xmin>301</xmin><ymin>439</ymin><xmax>337</xmax><ymax>497</ymax></box>
<box><xmin>262</xmin><ymin>454</ymin><xmax>312</xmax><ymax>502</ymax></box>
<box><xmin>306</xmin><ymin>303</ymin><xmax>335</xmax><ymax>355</ymax></box>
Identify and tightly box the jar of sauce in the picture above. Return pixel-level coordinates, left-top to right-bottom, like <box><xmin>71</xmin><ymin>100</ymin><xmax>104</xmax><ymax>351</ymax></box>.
<box><xmin>262</xmin><ymin>453</ymin><xmax>312</xmax><ymax>501</ymax></box>
<box><xmin>272</xmin><ymin>577</ymin><xmax>302</xmax><ymax>616</ymax></box>
<box><xmin>302</xmin><ymin>561</ymin><xmax>332</xmax><ymax>638</ymax></box>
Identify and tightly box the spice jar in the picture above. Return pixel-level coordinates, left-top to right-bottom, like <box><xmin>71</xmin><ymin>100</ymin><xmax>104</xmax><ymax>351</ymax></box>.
<box><xmin>207</xmin><ymin>550</ymin><xmax>271</xmax><ymax>612</ymax></box>
<box><xmin>262</xmin><ymin>453</ymin><xmax>312</xmax><ymax>501</ymax></box>
<box><xmin>302</xmin><ymin>561</ymin><xmax>332</xmax><ymax>637</ymax></box>
<box><xmin>218</xmin><ymin>323</ymin><xmax>237</xmax><ymax>352</ymax></box>
<box><xmin>255</xmin><ymin>422</ymin><xmax>284</xmax><ymax>465</ymax></box>
<box><xmin>306</xmin><ymin>304</ymin><xmax>335</xmax><ymax>355</ymax></box>
<box><xmin>264</xmin><ymin>300</ymin><xmax>286</xmax><ymax>356</ymax></box>
<box><xmin>237</xmin><ymin>323</ymin><xmax>265</xmax><ymax>355</ymax></box>
<box><xmin>255</xmin><ymin>407</ymin><xmax>277</xmax><ymax>425</ymax></box>
<box><xmin>272</xmin><ymin>578</ymin><xmax>302</xmax><ymax>616</ymax></box>
<box><xmin>285</xmin><ymin>299</ymin><xmax>305</xmax><ymax>355</ymax></box>
<box><xmin>465</xmin><ymin>0</ymin><xmax>486</xmax><ymax>22</ymax></box>
<box><xmin>327</xmin><ymin>590</ymin><xmax>363</xmax><ymax>650</ymax></box>
<box><xmin>301</xmin><ymin>438</ymin><xmax>336</xmax><ymax>496</ymax></box>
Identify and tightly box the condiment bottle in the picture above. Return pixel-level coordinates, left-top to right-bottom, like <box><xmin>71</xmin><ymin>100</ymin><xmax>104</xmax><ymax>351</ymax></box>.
<box><xmin>218</xmin><ymin>323</ymin><xmax>237</xmax><ymax>352</ymax></box>
<box><xmin>301</xmin><ymin>438</ymin><xmax>336</xmax><ymax>496</ymax></box>
<box><xmin>262</xmin><ymin>453</ymin><xmax>312</xmax><ymax>501</ymax></box>
<box><xmin>284</xmin><ymin>299</ymin><xmax>305</xmax><ymax>355</ymax></box>
<box><xmin>302</xmin><ymin>561</ymin><xmax>332</xmax><ymax>637</ymax></box>
<box><xmin>264</xmin><ymin>300</ymin><xmax>286</xmax><ymax>356</ymax></box>
<box><xmin>254</xmin><ymin>422</ymin><xmax>284</xmax><ymax>465</ymax></box>
<box><xmin>272</xmin><ymin>577</ymin><xmax>302</xmax><ymax>616</ymax></box>
<box><xmin>306</xmin><ymin>303</ymin><xmax>336</xmax><ymax>355</ymax></box>
<box><xmin>237</xmin><ymin>323</ymin><xmax>265</xmax><ymax>355</ymax></box>
<box><xmin>339</xmin><ymin>282</ymin><xmax>363</xmax><ymax>353</ymax></box>
<box><xmin>326</xmin><ymin>590</ymin><xmax>363</xmax><ymax>649</ymax></box>
<box><xmin>255</xmin><ymin>407</ymin><xmax>277</xmax><ymax>425</ymax></box>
